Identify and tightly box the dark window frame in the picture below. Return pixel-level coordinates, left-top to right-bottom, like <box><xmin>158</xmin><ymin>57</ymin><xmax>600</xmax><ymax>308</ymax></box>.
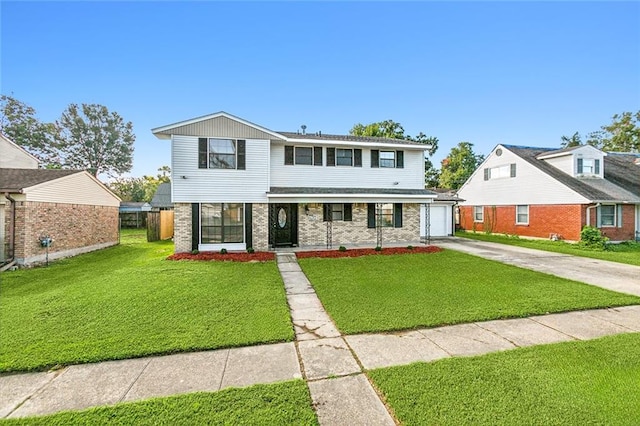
<box><xmin>198</xmin><ymin>138</ymin><xmax>245</xmax><ymax>170</ymax></box>
<box><xmin>200</xmin><ymin>203</ymin><xmax>245</xmax><ymax>244</ymax></box>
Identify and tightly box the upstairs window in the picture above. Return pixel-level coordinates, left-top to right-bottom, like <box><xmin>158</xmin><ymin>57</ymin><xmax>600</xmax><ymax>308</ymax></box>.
<box><xmin>326</xmin><ymin>148</ymin><xmax>362</xmax><ymax>167</ymax></box>
<box><xmin>295</xmin><ymin>147</ymin><xmax>313</xmax><ymax>165</ymax></box>
<box><xmin>285</xmin><ymin>146</ymin><xmax>323</xmax><ymax>166</ymax></box>
<box><xmin>371</xmin><ymin>150</ymin><xmax>404</xmax><ymax>168</ymax></box>
<box><xmin>577</xmin><ymin>158</ymin><xmax>600</xmax><ymax>175</ymax></box>
<box><xmin>484</xmin><ymin>163</ymin><xmax>516</xmax><ymax>180</ymax></box>
<box><xmin>336</xmin><ymin>149</ymin><xmax>353</xmax><ymax>166</ymax></box>
<box><xmin>199</xmin><ymin>138</ymin><xmax>245</xmax><ymax>170</ymax></box>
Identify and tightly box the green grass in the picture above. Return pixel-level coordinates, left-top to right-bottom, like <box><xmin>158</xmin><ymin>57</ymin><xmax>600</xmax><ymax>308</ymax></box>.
<box><xmin>0</xmin><ymin>230</ymin><xmax>293</xmax><ymax>373</ymax></box>
<box><xmin>369</xmin><ymin>333</ymin><xmax>640</xmax><ymax>425</ymax></box>
<box><xmin>298</xmin><ymin>250</ymin><xmax>640</xmax><ymax>334</ymax></box>
<box><xmin>457</xmin><ymin>230</ymin><xmax>640</xmax><ymax>266</ymax></box>
<box><xmin>0</xmin><ymin>380</ymin><xmax>318</xmax><ymax>425</ymax></box>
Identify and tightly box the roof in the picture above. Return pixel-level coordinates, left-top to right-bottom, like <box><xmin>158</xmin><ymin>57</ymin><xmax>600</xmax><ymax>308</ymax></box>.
<box><xmin>277</xmin><ymin>131</ymin><xmax>425</xmax><ymax>146</ymax></box>
<box><xmin>150</xmin><ymin>182</ymin><xmax>173</xmax><ymax>208</ymax></box>
<box><xmin>269</xmin><ymin>187</ymin><xmax>436</xmax><ymax>198</ymax></box>
<box><xmin>503</xmin><ymin>145</ymin><xmax>640</xmax><ymax>203</ymax></box>
<box><xmin>430</xmin><ymin>188</ymin><xmax>464</xmax><ymax>202</ymax></box>
<box><xmin>0</xmin><ymin>168</ymin><xmax>81</xmax><ymax>192</ymax></box>
<box><xmin>119</xmin><ymin>202</ymin><xmax>152</xmax><ymax>212</ymax></box>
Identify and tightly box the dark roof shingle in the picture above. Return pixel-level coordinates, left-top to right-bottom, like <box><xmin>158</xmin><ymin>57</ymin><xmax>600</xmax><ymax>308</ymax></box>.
<box><xmin>0</xmin><ymin>168</ymin><xmax>81</xmax><ymax>192</ymax></box>
<box><xmin>277</xmin><ymin>132</ymin><xmax>424</xmax><ymax>146</ymax></box>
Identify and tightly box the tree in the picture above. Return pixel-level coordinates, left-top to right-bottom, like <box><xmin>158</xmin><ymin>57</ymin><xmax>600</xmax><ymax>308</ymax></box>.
<box><xmin>350</xmin><ymin>120</ymin><xmax>405</xmax><ymax>139</ymax></box>
<box><xmin>438</xmin><ymin>142</ymin><xmax>484</xmax><ymax>190</ymax></box>
<box><xmin>57</xmin><ymin>103</ymin><xmax>135</xmax><ymax>177</ymax></box>
<box><xmin>560</xmin><ymin>131</ymin><xmax>582</xmax><ymax>148</ymax></box>
<box><xmin>0</xmin><ymin>95</ymin><xmax>60</xmax><ymax>166</ymax></box>
<box><xmin>109</xmin><ymin>166</ymin><xmax>171</xmax><ymax>202</ymax></box>
<box><xmin>424</xmin><ymin>157</ymin><xmax>440</xmax><ymax>188</ymax></box>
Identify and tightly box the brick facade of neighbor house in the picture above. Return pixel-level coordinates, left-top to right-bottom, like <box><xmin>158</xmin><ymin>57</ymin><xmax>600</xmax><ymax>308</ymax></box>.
<box><xmin>459</xmin><ymin>203</ymin><xmax>637</xmax><ymax>242</ymax></box>
<box><xmin>14</xmin><ymin>201</ymin><xmax>119</xmax><ymax>264</ymax></box>
<box><xmin>298</xmin><ymin>203</ymin><xmax>420</xmax><ymax>247</ymax></box>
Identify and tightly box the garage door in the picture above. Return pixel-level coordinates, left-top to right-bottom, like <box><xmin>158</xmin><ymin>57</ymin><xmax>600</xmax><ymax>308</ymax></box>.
<box><xmin>420</xmin><ymin>204</ymin><xmax>450</xmax><ymax>237</ymax></box>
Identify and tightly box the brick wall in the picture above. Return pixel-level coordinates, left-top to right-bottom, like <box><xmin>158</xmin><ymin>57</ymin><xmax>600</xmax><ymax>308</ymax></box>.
<box><xmin>173</xmin><ymin>203</ymin><xmax>192</xmax><ymax>253</ymax></box>
<box><xmin>298</xmin><ymin>203</ymin><xmax>421</xmax><ymax>247</ymax></box>
<box><xmin>460</xmin><ymin>203</ymin><xmax>638</xmax><ymax>241</ymax></box>
<box><xmin>252</xmin><ymin>203</ymin><xmax>269</xmax><ymax>251</ymax></box>
<box><xmin>13</xmin><ymin>201</ymin><xmax>118</xmax><ymax>265</ymax></box>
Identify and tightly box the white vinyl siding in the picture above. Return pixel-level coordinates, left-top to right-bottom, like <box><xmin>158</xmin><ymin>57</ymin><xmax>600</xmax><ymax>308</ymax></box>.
<box><xmin>172</xmin><ymin>135</ymin><xmax>270</xmax><ymax>203</ymax></box>
<box><xmin>270</xmin><ymin>143</ymin><xmax>425</xmax><ymax>189</ymax></box>
<box><xmin>25</xmin><ymin>172</ymin><xmax>120</xmax><ymax>206</ymax></box>
<box><xmin>0</xmin><ymin>136</ymin><xmax>39</xmax><ymax>169</ymax></box>
<box><xmin>516</xmin><ymin>205</ymin><xmax>529</xmax><ymax>224</ymax></box>
<box><xmin>459</xmin><ymin>145</ymin><xmax>590</xmax><ymax>206</ymax></box>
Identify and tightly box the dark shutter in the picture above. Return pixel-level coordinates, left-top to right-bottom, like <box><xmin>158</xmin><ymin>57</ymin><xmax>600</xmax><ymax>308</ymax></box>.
<box><xmin>354</xmin><ymin>149</ymin><xmax>362</xmax><ymax>167</ymax></box>
<box><xmin>314</xmin><ymin>147</ymin><xmax>323</xmax><ymax>166</ymax></box>
<box><xmin>285</xmin><ymin>146</ymin><xmax>294</xmax><ymax>165</ymax></box>
<box><xmin>198</xmin><ymin>138</ymin><xmax>208</xmax><ymax>169</ymax></box>
<box><xmin>394</xmin><ymin>203</ymin><xmax>403</xmax><ymax>228</ymax></box>
<box><xmin>237</xmin><ymin>140</ymin><xmax>246</xmax><ymax>170</ymax></box>
<box><xmin>323</xmin><ymin>203</ymin><xmax>330</xmax><ymax>222</ymax></box>
<box><xmin>371</xmin><ymin>150</ymin><xmax>379</xmax><ymax>168</ymax></box>
<box><xmin>327</xmin><ymin>148</ymin><xmax>336</xmax><ymax>166</ymax></box>
<box><xmin>245</xmin><ymin>203</ymin><xmax>252</xmax><ymax>248</ymax></box>
<box><xmin>617</xmin><ymin>205</ymin><xmax>623</xmax><ymax>228</ymax></box>
<box><xmin>367</xmin><ymin>203</ymin><xmax>375</xmax><ymax>228</ymax></box>
<box><xmin>396</xmin><ymin>150</ymin><xmax>404</xmax><ymax>168</ymax></box>
<box><xmin>595</xmin><ymin>159</ymin><xmax>600</xmax><ymax>174</ymax></box>
<box><xmin>191</xmin><ymin>203</ymin><xmax>200</xmax><ymax>251</ymax></box>
<box><xmin>577</xmin><ymin>158</ymin><xmax>583</xmax><ymax>174</ymax></box>
<box><xmin>344</xmin><ymin>203</ymin><xmax>352</xmax><ymax>221</ymax></box>
<box><xmin>484</xmin><ymin>168</ymin><xmax>490</xmax><ymax>181</ymax></box>
<box><xmin>510</xmin><ymin>163</ymin><xmax>516</xmax><ymax>177</ymax></box>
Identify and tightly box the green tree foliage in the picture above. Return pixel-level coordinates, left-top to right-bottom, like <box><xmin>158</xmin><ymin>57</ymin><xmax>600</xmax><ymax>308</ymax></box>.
<box><xmin>109</xmin><ymin>166</ymin><xmax>171</xmax><ymax>202</ymax></box>
<box><xmin>0</xmin><ymin>95</ymin><xmax>60</xmax><ymax>166</ymax></box>
<box><xmin>562</xmin><ymin>111</ymin><xmax>640</xmax><ymax>152</ymax></box>
<box><xmin>349</xmin><ymin>120</ymin><xmax>439</xmax><ymax>187</ymax></box>
<box><xmin>438</xmin><ymin>142</ymin><xmax>484</xmax><ymax>190</ymax></box>
<box><xmin>57</xmin><ymin>103</ymin><xmax>135</xmax><ymax>177</ymax></box>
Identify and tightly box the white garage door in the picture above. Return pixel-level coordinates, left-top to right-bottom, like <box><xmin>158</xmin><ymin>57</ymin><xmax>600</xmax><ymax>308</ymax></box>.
<box><xmin>420</xmin><ymin>204</ymin><xmax>450</xmax><ymax>237</ymax></box>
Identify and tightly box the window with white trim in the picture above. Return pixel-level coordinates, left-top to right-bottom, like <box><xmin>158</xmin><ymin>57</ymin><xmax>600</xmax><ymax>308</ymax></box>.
<box><xmin>294</xmin><ymin>147</ymin><xmax>313</xmax><ymax>165</ymax></box>
<box><xmin>577</xmin><ymin>158</ymin><xmax>600</xmax><ymax>175</ymax></box>
<box><xmin>598</xmin><ymin>204</ymin><xmax>616</xmax><ymax>227</ymax></box>
<box><xmin>484</xmin><ymin>163</ymin><xmax>516</xmax><ymax>180</ymax></box>
<box><xmin>336</xmin><ymin>149</ymin><xmax>353</xmax><ymax>166</ymax></box>
<box><xmin>474</xmin><ymin>206</ymin><xmax>484</xmax><ymax>222</ymax></box>
<box><xmin>516</xmin><ymin>205</ymin><xmax>529</xmax><ymax>225</ymax></box>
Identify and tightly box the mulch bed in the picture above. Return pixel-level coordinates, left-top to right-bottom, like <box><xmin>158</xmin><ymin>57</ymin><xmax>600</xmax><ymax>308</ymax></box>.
<box><xmin>167</xmin><ymin>245</ymin><xmax>443</xmax><ymax>262</ymax></box>
<box><xmin>296</xmin><ymin>245</ymin><xmax>443</xmax><ymax>259</ymax></box>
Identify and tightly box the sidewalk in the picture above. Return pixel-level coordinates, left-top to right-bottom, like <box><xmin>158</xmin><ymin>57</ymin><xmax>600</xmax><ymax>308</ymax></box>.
<box><xmin>2</xmin><ymin>249</ymin><xmax>640</xmax><ymax>423</ymax></box>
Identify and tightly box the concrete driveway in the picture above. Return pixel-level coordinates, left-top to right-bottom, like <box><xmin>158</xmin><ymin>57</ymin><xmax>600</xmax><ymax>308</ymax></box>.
<box><xmin>435</xmin><ymin>238</ymin><xmax>640</xmax><ymax>297</ymax></box>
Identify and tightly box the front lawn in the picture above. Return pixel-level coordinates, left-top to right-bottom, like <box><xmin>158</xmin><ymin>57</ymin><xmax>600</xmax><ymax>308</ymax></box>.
<box><xmin>298</xmin><ymin>250</ymin><xmax>640</xmax><ymax>334</ymax></box>
<box><xmin>369</xmin><ymin>333</ymin><xmax>640</xmax><ymax>425</ymax></box>
<box><xmin>0</xmin><ymin>231</ymin><xmax>293</xmax><ymax>373</ymax></box>
<box><xmin>1</xmin><ymin>380</ymin><xmax>317</xmax><ymax>425</ymax></box>
<box><xmin>457</xmin><ymin>231</ymin><xmax>640</xmax><ymax>266</ymax></box>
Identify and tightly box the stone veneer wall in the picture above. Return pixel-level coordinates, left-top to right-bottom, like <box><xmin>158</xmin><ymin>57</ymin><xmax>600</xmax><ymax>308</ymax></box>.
<box><xmin>252</xmin><ymin>203</ymin><xmax>269</xmax><ymax>251</ymax></box>
<box><xmin>14</xmin><ymin>201</ymin><xmax>118</xmax><ymax>265</ymax></box>
<box><xmin>173</xmin><ymin>203</ymin><xmax>192</xmax><ymax>253</ymax></box>
<box><xmin>298</xmin><ymin>203</ymin><xmax>421</xmax><ymax>247</ymax></box>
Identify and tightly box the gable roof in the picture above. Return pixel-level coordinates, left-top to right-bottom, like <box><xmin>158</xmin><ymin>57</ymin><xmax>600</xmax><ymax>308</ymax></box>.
<box><xmin>150</xmin><ymin>182</ymin><xmax>173</xmax><ymax>208</ymax></box>
<box><xmin>0</xmin><ymin>168</ymin><xmax>81</xmax><ymax>192</ymax></box>
<box><xmin>503</xmin><ymin>145</ymin><xmax>640</xmax><ymax>203</ymax></box>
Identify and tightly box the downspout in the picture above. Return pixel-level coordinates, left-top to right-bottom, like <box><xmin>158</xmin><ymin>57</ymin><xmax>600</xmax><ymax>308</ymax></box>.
<box><xmin>585</xmin><ymin>203</ymin><xmax>600</xmax><ymax>227</ymax></box>
<box><xmin>1</xmin><ymin>192</ymin><xmax>17</xmax><ymax>270</ymax></box>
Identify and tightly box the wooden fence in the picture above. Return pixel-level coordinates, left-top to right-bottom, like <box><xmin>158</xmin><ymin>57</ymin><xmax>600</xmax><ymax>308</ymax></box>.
<box><xmin>147</xmin><ymin>210</ymin><xmax>174</xmax><ymax>242</ymax></box>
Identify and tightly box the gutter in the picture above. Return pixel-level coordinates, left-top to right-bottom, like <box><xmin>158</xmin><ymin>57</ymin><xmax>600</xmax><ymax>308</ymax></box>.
<box><xmin>1</xmin><ymin>192</ymin><xmax>16</xmax><ymax>268</ymax></box>
<box><xmin>585</xmin><ymin>202</ymin><xmax>601</xmax><ymax>227</ymax></box>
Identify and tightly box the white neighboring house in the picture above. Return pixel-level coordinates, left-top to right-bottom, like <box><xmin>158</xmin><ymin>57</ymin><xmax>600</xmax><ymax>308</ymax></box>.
<box><xmin>457</xmin><ymin>144</ymin><xmax>640</xmax><ymax>242</ymax></box>
<box><xmin>152</xmin><ymin>112</ymin><xmax>451</xmax><ymax>253</ymax></box>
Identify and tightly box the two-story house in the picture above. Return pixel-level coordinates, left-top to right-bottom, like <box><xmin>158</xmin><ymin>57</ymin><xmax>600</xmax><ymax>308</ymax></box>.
<box><xmin>152</xmin><ymin>112</ymin><xmax>444</xmax><ymax>253</ymax></box>
<box><xmin>457</xmin><ymin>144</ymin><xmax>640</xmax><ymax>242</ymax></box>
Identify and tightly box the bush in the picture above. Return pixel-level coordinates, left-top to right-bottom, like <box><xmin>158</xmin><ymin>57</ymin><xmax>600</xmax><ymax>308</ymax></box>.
<box><xmin>407</xmin><ymin>245</ymin><xmax>414</xmax><ymax>250</ymax></box>
<box><xmin>374</xmin><ymin>246</ymin><xmax>382</xmax><ymax>252</ymax></box>
<box><xmin>579</xmin><ymin>226</ymin><xmax>609</xmax><ymax>250</ymax></box>
<box><xmin>246</xmin><ymin>247</ymin><xmax>255</xmax><ymax>254</ymax></box>
<box><xmin>219</xmin><ymin>248</ymin><xmax>228</xmax><ymax>254</ymax></box>
<box><xmin>338</xmin><ymin>246</ymin><xmax>347</xmax><ymax>252</ymax></box>
<box><xmin>191</xmin><ymin>249</ymin><xmax>199</xmax><ymax>255</ymax></box>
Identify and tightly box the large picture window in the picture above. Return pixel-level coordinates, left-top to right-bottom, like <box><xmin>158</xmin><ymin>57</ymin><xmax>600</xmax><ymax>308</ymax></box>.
<box><xmin>199</xmin><ymin>138</ymin><xmax>245</xmax><ymax>170</ymax></box>
<box><xmin>201</xmin><ymin>203</ymin><xmax>244</xmax><ymax>243</ymax></box>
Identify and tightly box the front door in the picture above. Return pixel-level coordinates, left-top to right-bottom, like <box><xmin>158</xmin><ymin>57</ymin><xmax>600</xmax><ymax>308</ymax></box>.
<box><xmin>271</xmin><ymin>203</ymin><xmax>298</xmax><ymax>247</ymax></box>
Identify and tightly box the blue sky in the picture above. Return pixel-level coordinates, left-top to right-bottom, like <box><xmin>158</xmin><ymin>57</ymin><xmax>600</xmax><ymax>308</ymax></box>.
<box><xmin>2</xmin><ymin>1</ymin><xmax>639</xmax><ymax>178</ymax></box>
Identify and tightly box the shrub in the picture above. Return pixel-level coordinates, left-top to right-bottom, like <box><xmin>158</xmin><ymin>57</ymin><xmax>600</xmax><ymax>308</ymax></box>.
<box><xmin>407</xmin><ymin>245</ymin><xmax>414</xmax><ymax>250</ymax></box>
<box><xmin>247</xmin><ymin>247</ymin><xmax>255</xmax><ymax>254</ymax></box>
<box><xmin>338</xmin><ymin>246</ymin><xmax>347</xmax><ymax>252</ymax></box>
<box><xmin>219</xmin><ymin>248</ymin><xmax>228</xmax><ymax>254</ymax></box>
<box><xmin>191</xmin><ymin>249</ymin><xmax>199</xmax><ymax>255</ymax></box>
<box><xmin>374</xmin><ymin>246</ymin><xmax>382</xmax><ymax>252</ymax></box>
<box><xmin>579</xmin><ymin>226</ymin><xmax>609</xmax><ymax>250</ymax></box>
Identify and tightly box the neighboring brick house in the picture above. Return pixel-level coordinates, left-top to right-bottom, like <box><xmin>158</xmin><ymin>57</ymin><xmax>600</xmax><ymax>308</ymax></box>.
<box><xmin>457</xmin><ymin>144</ymin><xmax>640</xmax><ymax>242</ymax></box>
<box><xmin>1</xmin><ymin>134</ymin><xmax>120</xmax><ymax>266</ymax></box>
<box><xmin>152</xmin><ymin>112</ymin><xmax>452</xmax><ymax>253</ymax></box>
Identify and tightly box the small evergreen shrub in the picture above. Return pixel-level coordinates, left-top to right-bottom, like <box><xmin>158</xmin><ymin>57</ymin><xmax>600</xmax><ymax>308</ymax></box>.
<box><xmin>407</xmin><ymin>245</ymin><xmax>414</xmax><ymax>250</ymax></box>
<box><xmin>579</xmin><ymin>226</ymin><xmax>609</xmax><ymax>250</ymax></box>
<box><xmin>247</xmin><ymin>247</ymin><xmax>255</xmax><ymax>254</ymax></box>
<box><xmin>338</xmin><ymin>246</ymin><xmax>347</xmax><ymax>252</ymax></box>
<box><xmin>374</xmin><ymin>246</ymin><xmax>382</xmax><ymax>252</ymax></box>
<box><xmin>191</xmin><ymin>249</ymin><xmax>199</xmax><ymax>255</ymax></box>
<box><xmin>219</xmin><ymin>248</ymin><xmax>228</xmax><ymax>254</ymax></box>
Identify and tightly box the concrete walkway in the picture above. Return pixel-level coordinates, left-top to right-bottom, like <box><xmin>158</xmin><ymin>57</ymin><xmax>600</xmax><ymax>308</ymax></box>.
<box><xmin>2</xmin><ymin>247</ymin><xmax>640</xmax><ymax>423</ymax></box>
<box><xmin>435</xmin><ymin>237</ymin><xmax>640</xmax><ymax>296</ymax></box>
